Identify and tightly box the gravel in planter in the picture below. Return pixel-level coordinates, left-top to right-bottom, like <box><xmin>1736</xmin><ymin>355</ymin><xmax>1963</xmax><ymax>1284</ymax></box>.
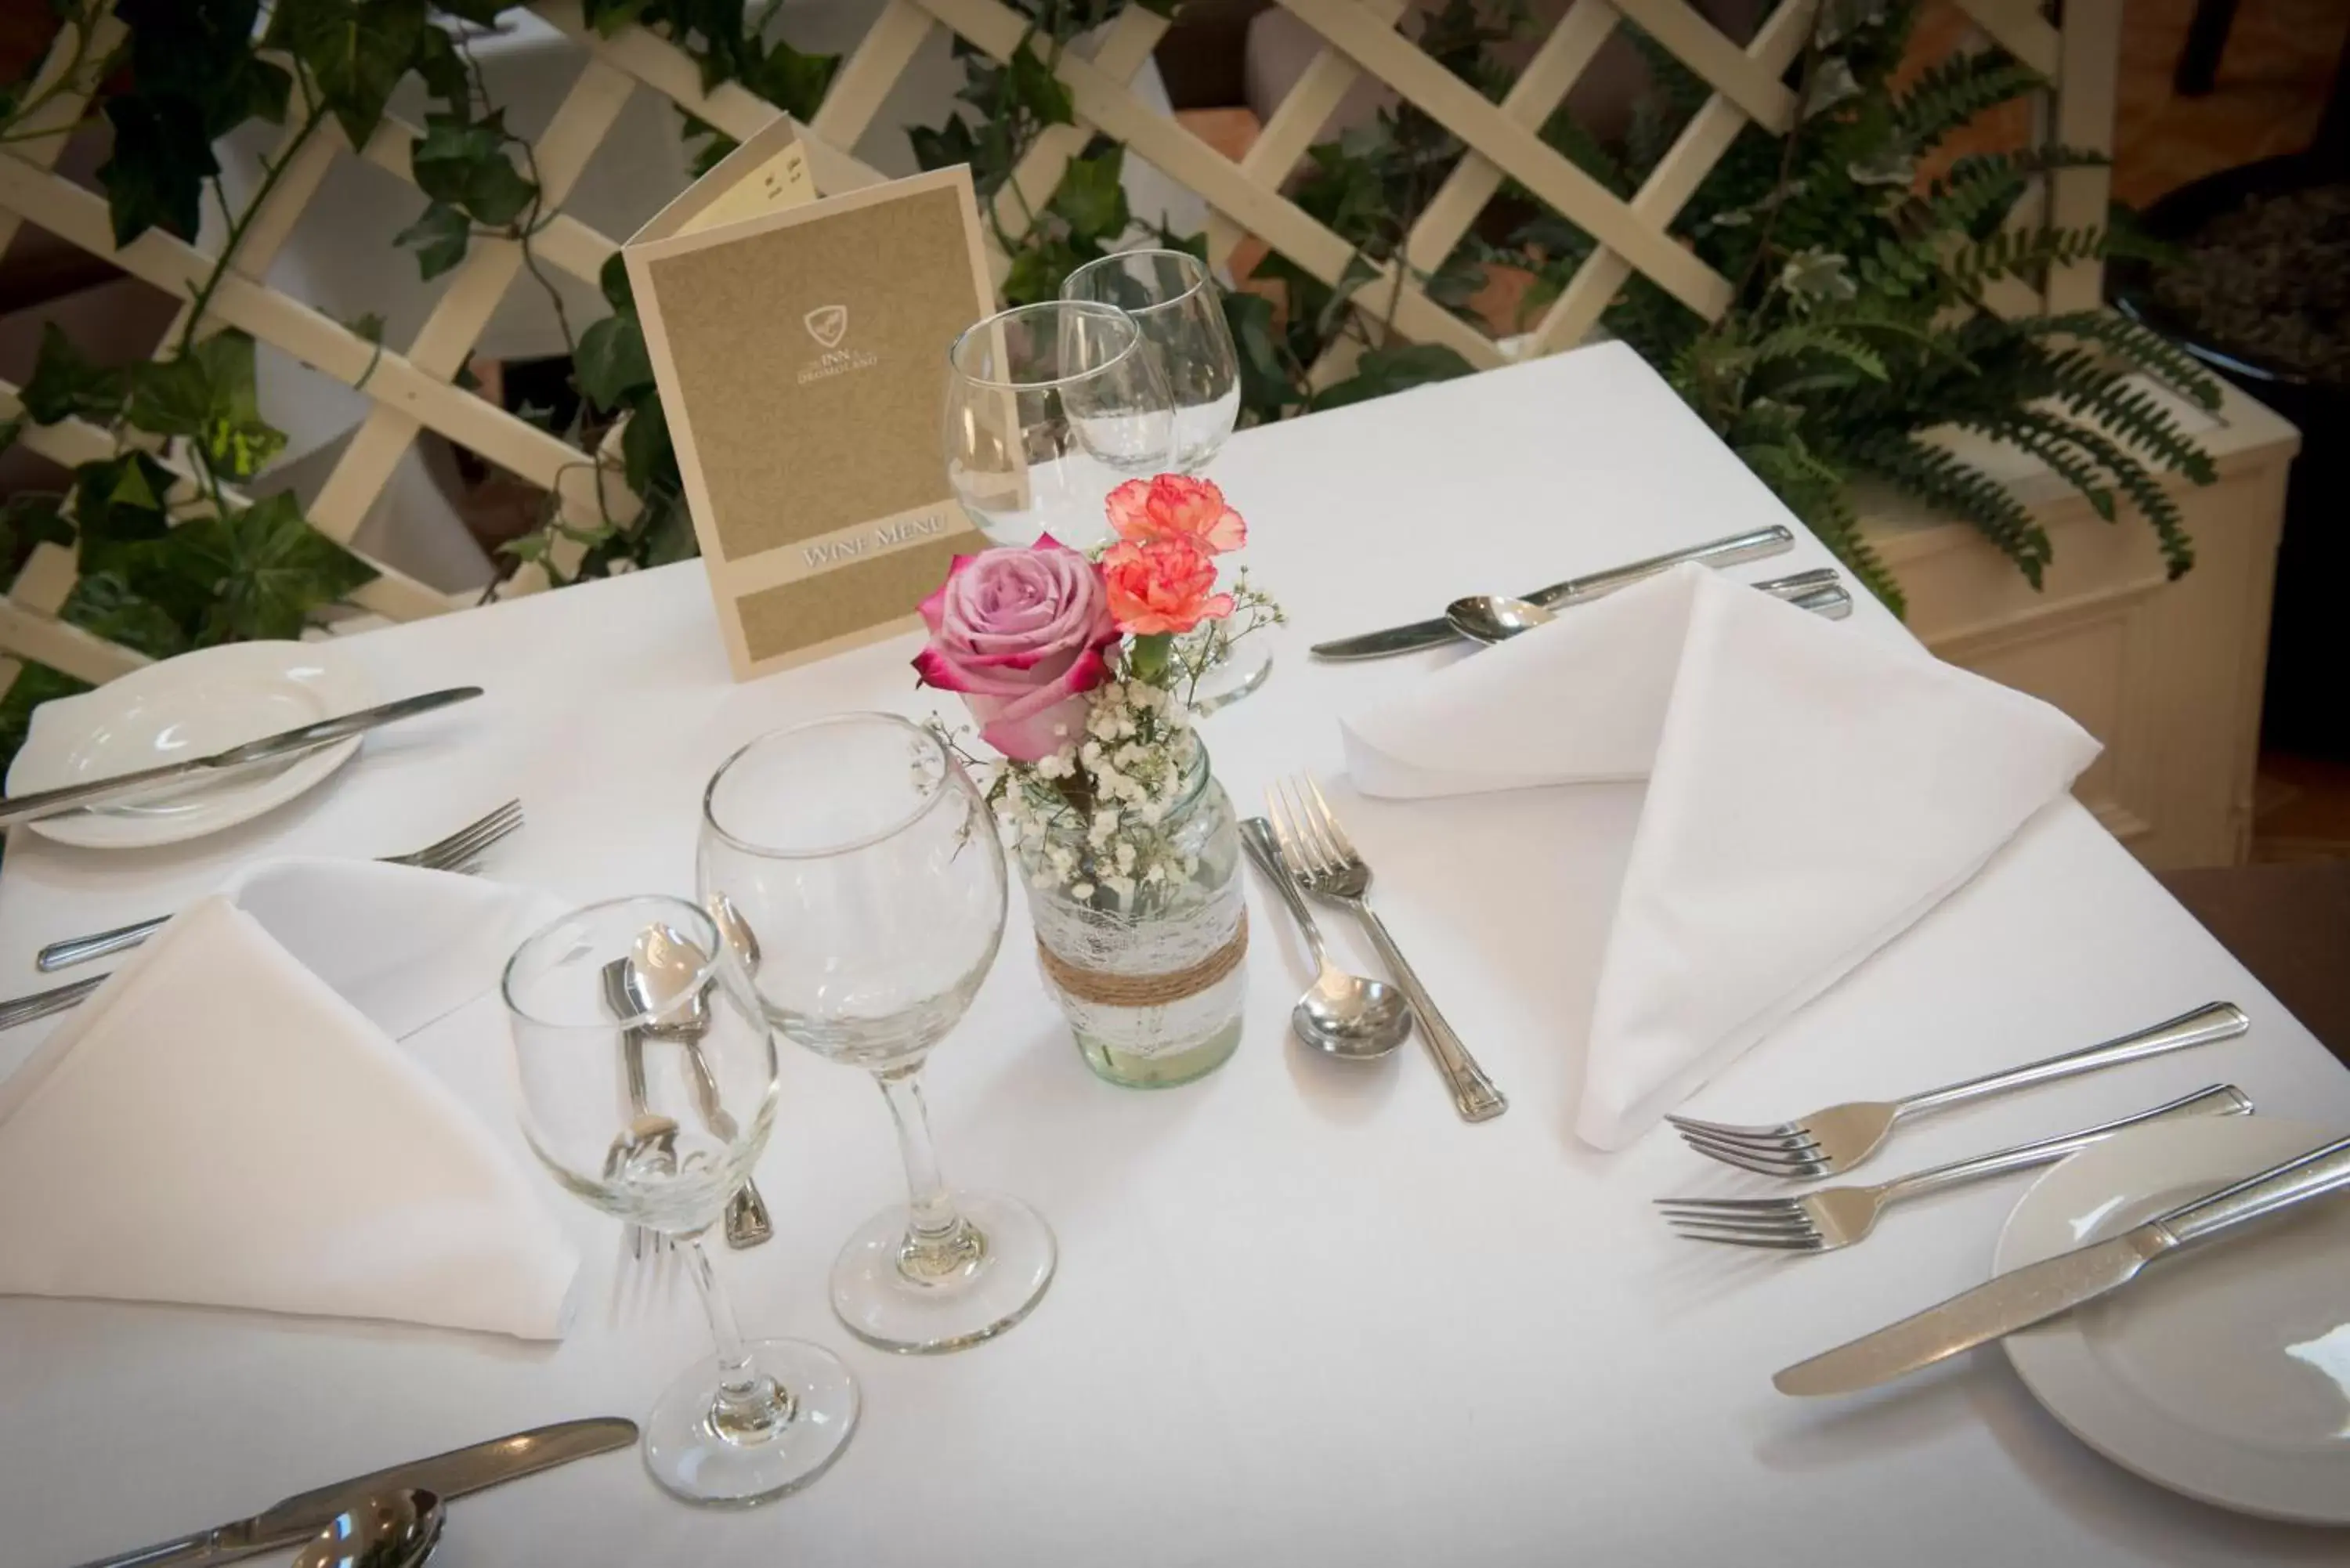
<box><xmin>2152</xmin><ymin>184</ymin><xmax>2350</xmax><ymax>387</ymax></box>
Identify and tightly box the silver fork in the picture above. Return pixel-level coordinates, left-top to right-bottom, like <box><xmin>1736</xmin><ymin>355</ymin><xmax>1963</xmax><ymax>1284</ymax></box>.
<box><xmin>35</xmin><ymin>800</ymin><xmax>526</xmax><ymax>973</ymax></box>
<box><xmin>1667</xmin><ymin>1000</ymin><xmax>2249</xmax><ymax>1178</ymax></box>
<box><xmin>1</xmin><ymin>802</ymin><xmax>526</xmax><ymax>1031</ymax></box>
<box><xmin>1267</xmin><ymin>775</ymin><xmax>1506</xmax><ymax>1122</ymax></box>
<box><xmin>1658</xmin><ymin>1084</ymin><xmax>2253</xmax><ymax>1252</ymax></box>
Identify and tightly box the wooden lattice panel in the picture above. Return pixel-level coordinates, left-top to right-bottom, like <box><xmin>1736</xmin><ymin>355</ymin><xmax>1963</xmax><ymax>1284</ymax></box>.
<box><xmin>0</xmin><ymin>0</ymin><xmax>2110</xmax><ymax>698</ymax></box>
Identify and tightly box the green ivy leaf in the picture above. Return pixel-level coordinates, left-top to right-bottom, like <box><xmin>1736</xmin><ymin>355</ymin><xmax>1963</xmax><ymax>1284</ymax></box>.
<box><xmin>1000</xmin><ymin>237</ymin><xmax>1086</xmax><ymax>306</ymax></box>
<box><xmin>21</xmin><ymin>323</ymin><xmax>128</xmax><ymax>426</ymax></box>
<box><xmin>191</xmin><ymin>331</ymin><xmax>287</xmax><ymax>479</ymax></box>
<box><xmin>746</xmin><ymin>38</ymin><xmax>840</xmax><ymax>121</ymax></box>
<box><xmin>172</xmin><ymin>493</ymin><xmax>378</xmax><ymax>644</ymax></box>
<box><xmin>1220</xmin><ymin>291</ymin><xmax>1296</xmax><ymax>421</ymax></box>
<box><xmin>1007</xmin><ymin>40</ymin><xmax>1074</xmax><ymax>128</ymax></box>
<box><xmin>575</xmin><ymin>314</ymin><xmax>654</xmax><ymax>410</ymax></box>
<box><xmin>598</xmin><ymin>250</ymin><xmax>635</xmax><ymax>314</ymax></box>
<box><xmin>96</xmin><ymin>93</ymin><xmax>218</xmax><ymax>245</ymax></box>
<box><xmin>412</xmin><ymin>110</ymin><xmax>538</xmax><ymax>226</ymax></box>
<box><xmin>620</xmin><ymin>394</ymin><xmax>672</xmax><ymax>499</ymax></box>
<box><xmin>395</xmin><ymin>201</ymin><xmax>473</xmax><ymax>280</ymax></box>
<box><xmin>269</xmin><ymin>0</ymin><xmax>429</xmax><ymax>149</ymax></box>
<box><xmin>60</xmin><ymin>572</ymin><xmax>192</xmax><ymax>660</ymax></box>
<box><xmin>908</xmin><ymin>115</ymin><xmax>979</xmax><ymax>174</ymax></box>
<box><xmin>584</xmin><ymin>0</ymin><xmax>654</xmax><ymax>34</ymax></box>
<box><xmin>1049</xmin><ymin>150</ymin><xmax>1127</xmax><ymax>244</ymax></box>
<box><xmin>0</xmin><ymin>493</ymin><xmax>74</xmax><ymax>561</ymax></box>
<box><xmin>413</xmin><ymin>25</ymin><xmax>472</xmax><ymax>109</ymax></box>
<box><xmin>127</xmin><ymin>353</ymin><xmax>214</xmax><ymax>439</ymax></box>
<box><xmin>1310</xmin><ymin>342</ymin><xmax>1475</xmax><ymax>411</ymax></box>
<box><xmin>71</xmin><ymin>454</ymin><xmax>175</xmax><ymax>578</ymax></box>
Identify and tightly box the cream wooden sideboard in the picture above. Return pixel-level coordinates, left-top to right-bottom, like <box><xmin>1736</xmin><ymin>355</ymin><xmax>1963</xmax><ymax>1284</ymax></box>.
<box><xmin>1864</xmin><ymin>378</ymin><xmax>2298</xmax><ymax>870</ymax></box>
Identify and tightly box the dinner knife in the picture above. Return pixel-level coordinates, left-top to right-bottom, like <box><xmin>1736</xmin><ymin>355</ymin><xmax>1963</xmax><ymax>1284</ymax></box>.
<box><xmin>1310</xmin><ymin>524</ymin><xmax>1795</xmax><ymax>660</ymax></box>
<box><xmin>72</xmin><ymin>1416</ymin><xmax>638</xmax><ymax>1568</ymax></box>
<box><xmin>0</xmin><ymin>686</ymin><xmax>483</xmax><ymax>830</ymax></box>
<box><xmin>1774</xmin><ymin>1132</ymin><xmax>2350</xmax><ymax>1396</ymax></box>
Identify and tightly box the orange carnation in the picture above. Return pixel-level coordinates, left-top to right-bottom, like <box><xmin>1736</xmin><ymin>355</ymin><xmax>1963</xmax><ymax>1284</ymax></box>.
<box><xmin>1104</xmin><ymin>474</ymin><xmax>1247</xmax><ymax>554</ymax></box>
<box><xmin>1101</xmin><ymin>536</ymin><xmax>1235</xmax><ymax>635</ymax></box>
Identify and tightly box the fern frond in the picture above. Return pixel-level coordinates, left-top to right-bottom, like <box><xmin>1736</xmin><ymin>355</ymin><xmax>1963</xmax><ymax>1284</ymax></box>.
<box><xmin>2043</xmin><ymin>353</ymin><xmax>2219</xmax><ymax>482</ymax></box>
<box><xmin>1889</xmin><ymin>51</ymin><xmax>2044</xmax><ymax>150</ymax></box>
<box><xmin>2005</xmin><ymin>409</ymin><xmax>2196</xmax><ymax>576</ymax></box>
<box><xmin>2021</xmin><ymin>311</ymin><xmax>2224</xmax><ymax>410</ymax></box>
<box><xmin>1959</xmin><ymin>412</ymin><xmax>2116</xmax><ymax>521</ymax></box>
<box><xmin>1947</xmin><ymin>226</ymin><xmax>2113</xmax><ymax>287</ymax></box>
<box><xmin>1914</xmin><ymin>146</ymin><xmax>2109</xmax><ymax>239</ymax></box>
<box><xmin>1847</xmin><ymin>431</ymin><xmax>2053</xmax><ymax>586</ymax></box>
<box><xmin>1735</xmin><ymin>436</ymin><xmax>1908</xmax><ymax>615</ymax></box>
<box><xmin>1752</xmin><ymin>323</ymin><xmax>1889</xmax><ymax>381</ymax></box>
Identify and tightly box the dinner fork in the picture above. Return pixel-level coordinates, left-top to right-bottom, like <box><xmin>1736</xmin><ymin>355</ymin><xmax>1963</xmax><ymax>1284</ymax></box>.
<box><xmin>1267</xmin><ymin>775</ymin><xmax>1506</xmax><ymax>1122</ymax></box>
<box><xmin>1658</xmin><ymin>1083</ymin><xmax>2253</xmax><ymax>1252</ymax></box>
<box><xmin>0</xmin><ymin>802</ymin><xmax>526</xmax><ymax>1031</ymax></box>
<box><xmin>1667</xmin><ymin>1000</ymin><xmax>2249</xmax><ymax>1178</ymax></box>
<box><xmin>34</xmin><ymin>800</ymin><xmax>526</xmax><ymax>972</ymax></box>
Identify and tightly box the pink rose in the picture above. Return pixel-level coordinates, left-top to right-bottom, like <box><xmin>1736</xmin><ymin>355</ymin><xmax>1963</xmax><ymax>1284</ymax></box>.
<box><xmin>1104</xmin><ymin>474</ymin><xmax>1247</xmax><ymax>554</ymax></box>
<box><xmin>913</xmin><ymin>535</ymin><xmax>1119</xmax><ymax>761</ymax></box>
<box><xmin>1102</xmin><ymin>535</ymin><xmax>1235</xmax><ymax>635</ymax></box>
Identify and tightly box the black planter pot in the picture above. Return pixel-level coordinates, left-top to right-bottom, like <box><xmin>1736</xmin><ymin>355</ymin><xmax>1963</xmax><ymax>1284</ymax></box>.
<box><xmin>2108</xmin><ymin>154</ymin><xmax>2350</xmax><ymax>760</ymax></box>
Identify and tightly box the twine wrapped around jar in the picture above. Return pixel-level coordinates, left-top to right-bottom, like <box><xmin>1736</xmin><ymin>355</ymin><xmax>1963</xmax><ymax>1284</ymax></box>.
<box><xmin>1036</xmin><ymin>911</ymin><xmax>1248</xmax><ymax>1008</ymax></box>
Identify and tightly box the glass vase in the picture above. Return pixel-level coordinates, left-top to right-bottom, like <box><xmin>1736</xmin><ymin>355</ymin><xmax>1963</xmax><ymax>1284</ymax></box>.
<box><xmin>1016</xmin><ymin>746</ymin><xmax>1247</xmax><ymax>1088</ymax></box>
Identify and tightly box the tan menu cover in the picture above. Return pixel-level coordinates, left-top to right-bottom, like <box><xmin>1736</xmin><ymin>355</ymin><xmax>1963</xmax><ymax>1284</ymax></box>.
<box><xmin>626</xmin><ymin>140</ymin><xmax>994</xmax><ymax>678</ymax></box>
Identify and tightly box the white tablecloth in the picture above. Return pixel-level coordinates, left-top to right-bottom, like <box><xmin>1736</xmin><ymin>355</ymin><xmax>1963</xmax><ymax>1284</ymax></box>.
<box><xmin>2</xmin><ymin>343</ymin><xmax>2343</xmax><ymax>1566</ymax></box>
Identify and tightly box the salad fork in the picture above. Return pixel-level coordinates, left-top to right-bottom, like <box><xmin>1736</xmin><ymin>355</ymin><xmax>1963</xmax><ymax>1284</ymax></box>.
<box><xmin>1660</xmin><ymin>1084</ymin><xmax>2252</xmax><ymax>1252</ymax></box>
<box><xmin>1266</xmin><ymin>775</ymin><xmax>1506</xmax><ymax>1122</ymax></box>
<box><xmin>34</xmin><ymin>800</ymin><xmax>526</xmax><ymax>972</ymax></box>
<box><xmin>1668</xmin><ymin>1001</ymin><xmax>2248</xmax><ymax>1177</ymax></box>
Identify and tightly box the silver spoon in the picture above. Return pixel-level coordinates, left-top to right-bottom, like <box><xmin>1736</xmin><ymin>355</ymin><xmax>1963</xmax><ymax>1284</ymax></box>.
<box><xmin>1239</xmin><ymin>817</ymin><xmax>1413</xmax><ymax>1060</ymax></box>
<box><xmin>1445</xmin><ymin>593</ymin><xmax>1556</xmax><ymax>645</ymax></box>
<box><xmin>627</xmin><ymin>924</ymin><xmax>774</xmax><ymax>1249</ymax></box>
<box><xmin>707</xmin><ymin>892</ymin><xmax>761</xmax><ymax>973</ymax></box>
<box><xmin>292</xmin><ymin>1488</ymin><xmax>443</xmax><ymax>1568</ymax></box>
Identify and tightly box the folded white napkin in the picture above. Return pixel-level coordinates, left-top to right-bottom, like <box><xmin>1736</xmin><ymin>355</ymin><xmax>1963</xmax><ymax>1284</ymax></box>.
<box><xmin>0</xmin><ymin>859</ymin><xmax>580</xmax><ymax>1338</ymax></box>
<box><xmin>1343</xmin><ymin>564</ymin><xmax>2100</xmax><ymax>1149</ymax></box>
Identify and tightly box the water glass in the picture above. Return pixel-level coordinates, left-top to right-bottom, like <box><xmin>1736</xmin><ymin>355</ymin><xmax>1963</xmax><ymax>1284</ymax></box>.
<box><xmin>943</xmin><ymin>300</ymin><xmax>1175</xmax><ymax>551</ymax></box>
<box><xmin>503</xmin><ymin>894</ymin><xmax>857</xmax><ymax>1503</ymax></box>
<box><xmin>699</xmin><ymin>714</ymin><xmax>1057</xmax><ymax>1353</ymax></box>
<box><xmin>1060</xmin><ymin>248</ymin><xmax>1240</xmax><ymax>473</ymax></box>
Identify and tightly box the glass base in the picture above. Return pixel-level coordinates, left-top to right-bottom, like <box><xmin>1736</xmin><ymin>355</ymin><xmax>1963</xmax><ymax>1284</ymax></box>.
<box><xmin>830</xmin><ymin>1190</ymin><xmax>1056</xmax><ymax>1354</ymax></box>
<box><xmin>1077</xmin><ymin>1012</ymin><xmax>1242</xmax><ymax>1088</ymax></box>
<box><xmin>642</xmin><ymin>1339</ymin><xmax>859</xmax><ymax>1506</ymax></box>
<box><xmin>1189</xmin><ymin>645</ymin><xmax>1271</xmax><ymax>717</ymax></box>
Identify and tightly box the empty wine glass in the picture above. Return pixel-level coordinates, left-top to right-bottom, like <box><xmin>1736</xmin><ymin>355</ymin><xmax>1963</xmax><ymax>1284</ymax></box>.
<box><xmin>698</xmin><ymin>714</ymin><xmax>1055</xmax><ymax>1353</ymax></box>
<box><xmin>1060</xmin><ymin>248</ymin><xmax>1239</xmax><ymax>473</ymax></box>
<box><xmin>943</xmin><ymin>300</ymin><xmax>1175</xmax><ymax>551</ymax></box>
<box><xmin>502</xmin><ymin>894</ymin><xmax>857</xmax><ymax>1505</ymax></box>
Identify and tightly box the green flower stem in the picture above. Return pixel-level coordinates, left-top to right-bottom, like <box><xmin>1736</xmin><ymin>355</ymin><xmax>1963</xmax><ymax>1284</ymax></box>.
<box><xmin>1126</xmin><ymin>631</ymin><xmax>1174</xmax><ymax>686</ymax></box>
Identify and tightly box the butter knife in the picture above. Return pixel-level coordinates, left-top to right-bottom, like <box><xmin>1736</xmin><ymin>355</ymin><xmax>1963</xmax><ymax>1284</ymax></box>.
<box><xmin>0</xmin><ymin>687</ymin><xmax>483</xmax><ymax>830</ymax></box>
<box><xmin>72</xmin><ymin>1416</ymin><xmax>637</xmax><ymax>1567</ymax></box>
<box><xmin>1774</xmin><ymin>1133</ymin><xmax>2350</xmax><ymax>1396</ymax></box>
<box><xmin>1309</xmin><ymin>524</ymin><xmax>1795</xmax><ymax>661</ymax></box>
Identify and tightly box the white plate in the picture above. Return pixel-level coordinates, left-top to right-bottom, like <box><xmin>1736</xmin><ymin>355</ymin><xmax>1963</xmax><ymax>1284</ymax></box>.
<box><xmin>5</xmin><ymin>641</ymin><xmax>376</xmax><ymax>849</ymax></box>
<box><xmin>1998</xmin><ymin>1116</ymin><xmax>2350</xmax><ymax>1525</ymax></box>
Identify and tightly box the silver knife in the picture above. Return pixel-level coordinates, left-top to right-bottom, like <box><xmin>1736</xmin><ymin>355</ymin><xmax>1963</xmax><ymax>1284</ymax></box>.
<box><xmin>1774</xmin><ymin>1132</ymin><xmax>2350</xmax><ymax>1396</ymax></box>
<box><xmin>1310</xmin><ymin>524</ymin><xmax>1796</xmax><ymax>660</ymax></box>
<box><xmin>0</xmin><ymin>687</ymin><xmax>483</xmax><ymax>830</ymax></box>
<box><xmin>73</xmin><ymin>1416</ymin><xmax>638</xmax><ymax>1567</ymax></box>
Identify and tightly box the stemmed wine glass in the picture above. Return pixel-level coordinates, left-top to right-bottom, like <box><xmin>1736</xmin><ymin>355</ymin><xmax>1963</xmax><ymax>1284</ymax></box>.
<box><xmin>1060</xmin><ymin>248</ymin><xmax>1240</xmax><ymax>473</ymax></box>
<box><xmin>502</xmin><ymin>894</ymin><xmax>857</xmax><ymax>1504</ymax></box>
<box><xmin>1061</xmin><ymin>248</ymin><xmax>1264</xmax><ymax>712</ymax></box>
<box><xmin>697</xmin><ymin>714</ymin><xmax>1055</xmax><ymax>1353</ymax></box>
<box><xmin>943</xmin><ymin>299</ymin><xmax>1175</xmax><ymax>551</ymax></box>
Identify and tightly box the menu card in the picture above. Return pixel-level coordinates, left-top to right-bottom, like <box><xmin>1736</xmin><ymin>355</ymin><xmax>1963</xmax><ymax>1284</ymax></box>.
<box><xmin>625</xmin><ymin>119</ymin><xmax>995</xmax><ymax>677</ymax></box>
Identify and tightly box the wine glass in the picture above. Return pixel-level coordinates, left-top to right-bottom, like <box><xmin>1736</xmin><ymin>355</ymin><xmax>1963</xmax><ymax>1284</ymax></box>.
<box><xmin>502</xmin><ymin>894</ymin><xmax>858</xmax><ymax>1505</ymax></box>
<box><xmin>943</xmin><ymin>300</ymin><xmax>1175</xmax><ymax>551</ymax></box>
<box><xmin>698</xmin><ymin>714</ymin><xmax>1055</xmax><ymax>1353</ymax></box>
<box><xmin>1060</xmin><ymin>248</ymin><xmax>1240</xmax><ymax>473</ymax></box>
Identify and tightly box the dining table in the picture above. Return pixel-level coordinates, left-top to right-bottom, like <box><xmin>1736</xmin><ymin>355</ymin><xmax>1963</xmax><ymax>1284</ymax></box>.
<box><xmin>2</xmin><ymin>339</ymin><xmax>2345</xmax><ymax>1567</ymax></box>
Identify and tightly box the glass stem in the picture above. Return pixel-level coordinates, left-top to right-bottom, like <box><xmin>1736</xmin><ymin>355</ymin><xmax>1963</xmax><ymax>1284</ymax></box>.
<box><xmin>873</xmin><ymin>1066</ymin><xmax>985</xmax><ymax>1281</ymax></box>
<box><xmin>685</xmin><ymin>1237</ymin><xmax>792</xmax><ymax>1443</ymax></box>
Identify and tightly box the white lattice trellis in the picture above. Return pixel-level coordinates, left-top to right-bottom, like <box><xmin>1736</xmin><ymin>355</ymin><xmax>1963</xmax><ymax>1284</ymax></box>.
<box><xmin>0</xmin><ymin>0</ymin><xmax>2114</xmax><ymax>701</ymax></box>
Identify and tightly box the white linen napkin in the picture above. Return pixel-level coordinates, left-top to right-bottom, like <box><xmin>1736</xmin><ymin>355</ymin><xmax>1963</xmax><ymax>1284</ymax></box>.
<box><xmin>0</xmin><ymin>859</ymin><xmax>580</xmax><ymax>1338</ymax></box>
<box><xmin>1342</xmin><ymin>564</ymin><xmax>2101</xmax><ymax>1149</ymax></box>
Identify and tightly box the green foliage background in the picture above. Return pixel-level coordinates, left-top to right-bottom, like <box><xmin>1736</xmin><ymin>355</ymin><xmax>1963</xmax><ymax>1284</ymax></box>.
<box><xmin>1</xmin><ymin>0</ymin><xmax>2217</xmax><ymax>761</ymax></box>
